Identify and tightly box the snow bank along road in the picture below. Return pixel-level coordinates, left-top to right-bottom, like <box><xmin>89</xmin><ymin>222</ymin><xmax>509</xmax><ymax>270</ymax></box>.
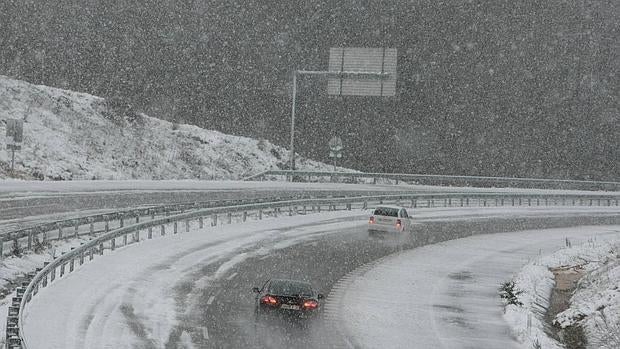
<box><xmin>22</xmin><ymin>206</ymin><xmax>620</xmax><ymax>349</ymax></box>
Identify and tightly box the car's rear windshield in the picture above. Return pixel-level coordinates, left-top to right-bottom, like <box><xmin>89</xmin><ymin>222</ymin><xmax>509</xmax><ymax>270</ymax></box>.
<box><xmin>373</xmin><ymin>207</ymin><xmax>399</xmax><ymax>217</ymax></box>
<box><xmin>269</xmin><ymin>280</ymin><xmax>312</xmax><ymax>296</ymax></box>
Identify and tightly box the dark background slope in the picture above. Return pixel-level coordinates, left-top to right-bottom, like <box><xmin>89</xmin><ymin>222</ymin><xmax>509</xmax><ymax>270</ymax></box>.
<box><xmin>1</xmin><ymin>0</ymin><xmax>618</xmax><ymax>179</ymax></box>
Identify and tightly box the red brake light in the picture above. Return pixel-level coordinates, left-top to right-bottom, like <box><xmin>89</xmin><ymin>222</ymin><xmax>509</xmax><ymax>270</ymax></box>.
<box><xmin>302</xmin><ymin>300</ymin><xmax>318</xmax><ymax>309</ymax></box>
<box><xmin>369</xmin><ymin>216</ymin><xmax>375</xmax><ymax>224</ymax></box>
<box><xmin>260</xmin><ymin>295</ymin><xmax>278</xmax><ymax>306</ymax></box>
<box><xmin>396</xmin><ymin>219</ymin><xmax>402</xmax><ymax>228</ymax></box>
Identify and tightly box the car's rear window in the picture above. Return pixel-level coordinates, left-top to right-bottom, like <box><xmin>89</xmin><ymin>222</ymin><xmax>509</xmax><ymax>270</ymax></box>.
<box><xmin>268</xmin><ymin>280</ymin><xmax>312</xmax><ymax>296</ymax></box>
<box><xmin>373</xmin><ymin>207</ymin><xmax>399</xmax><ymax>217</ymax></box>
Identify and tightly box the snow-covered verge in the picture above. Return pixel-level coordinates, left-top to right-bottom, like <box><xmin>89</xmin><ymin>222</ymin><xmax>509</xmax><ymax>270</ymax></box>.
<box><xmin>504</xmin><ymin>234</ymin><xmax>620</xmax><ymax>349</ymax></box>
<box><xmin>0</xmin><ymin>75</ymin><xmax>350</xmax><ymax>180</ymax></box>
<box><xmin>556</xmin><ymin>258</ymin><xmax>620</xmax><ymax>349</ymax></box>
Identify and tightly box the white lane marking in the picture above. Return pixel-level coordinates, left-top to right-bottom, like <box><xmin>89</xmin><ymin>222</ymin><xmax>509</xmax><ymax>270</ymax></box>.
<box><xmin>226</xmin><ymin>272</ymin><xmax>238</xmax><ymax>280</ymax></box>
<box><xmin>207</xmin><ymin>295</ymin><xmax>215</xmax><ymax>305</ymax></box>
<box><xmin>201</xmin><ymin>326</ymin><xmax>209</xmax><ymax>339</ymax></box>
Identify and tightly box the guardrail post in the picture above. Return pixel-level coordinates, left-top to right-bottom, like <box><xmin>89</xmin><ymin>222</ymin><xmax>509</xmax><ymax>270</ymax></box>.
<box><xmin>597</xmin><ymin>198</ymin><xmax>601</xmax><ymax>206</ymax></box>
<box><xmin>545</xmin><ymin>198</ymin><xmax>548</xmax><ymax>206</ymax></box>
<box><xmin>227</xmin><ymin>213</ymin><xmax>232</xmax><ymax>224</ymax></box>
<box><xmin>105</xmin><ymin>217</ymin><xmax>110</xmax><ymax>232</ymax></box>
<box><xmin>135</xmin><ymin>230</ymin><xmax>140</xmax><ymax>242</ymax></box>
<box><xmin>69</xmin><ymin>258</ymin><xmax>74</xmax><ymax>272</ymax></box>
<box><xmin>161</xmin><ymin>225</ymin><xmax>166</xmax><ymax>236</ymax></box>
<box><xmin>111</xmin><ymin>238</ymin><xmax>116</xmax><ymax>251</ymax></box>
<box><xmin>199</xmin><ymin>216</ymin><xmax>205</xmax><ymax>228</ymax></box>
<box><xmin>443</xmin><ymin>198</ymin><xmax>447</xmax><ymax>207</ymax></box>
<box><xmin>317</xmin><ymin>205</ymin><xmax>321</xmax><ymax>213</ymax></box>
<box><xmin>28</xmin><ymin>231</ymin><xmax>33</xmax><ymax>250</ymax></box>
<box><xmin>74</xmin><ymin>224</ymin><xmax>79</xmax><ymax>238</ymax></box>
<box><xmin>589</xmin><ymin>199</ymin><xmax>593</xmax><ymax>206</ymax></box>
<box><xmin>174</xmin><ymin>222</ymin><xmax>178</xmax><ymax>234</ymax></box>
<box><xmin>258</xmin><ymin>210</ymin><xmax>263</xmax><ymax>220</ymax></box>
<box><xmin>466</xmin><ymin>198</ymin><xmax>470</xmax><ymax>206</ymax></box>
<box><xmin>303</xmin><ymin>206</ymin><xmax>307</xmax><ymax>214</ymax></box>
<box><xmin>50</xmin><ymin>267</ymin><xmax>56</xmax><ymax>282</ymax></box>
<box><xmin>0</xmin><ymin>240</ymin><xmax>4</xmax><ymax>258</ymax></box>
<box><xmin>536</xmin><ymin>199</ymin><xmax>540</xmax><ymax>206</ymax></box>
<box><xmin>90</xmin><ymin>222</ymin><xmax>94</xmax><ymax>235</ymax></box>
<box><xmin>500</xmin><ymin>198</ymin><xmax>504</xmax><ymax>206</ymax></box>
<box><xmin>494</xmin><ymin>198</ymin><xmax>498</xmax><ymax>206</ymax></box>
<box><xmin>79</xmin><ymin>251</ymin><xmax>84</xmax><ymax>265</ymax></box>
<box><xmin>212</xmin><ymin>215</ymin><xmax>218</xmax><ymax>226</ymax></box>
<box><xmin>347</xmin><ymin>203</ymin><xmax>351</xmax><ymax>210</ymax></box>
<box><xmin>99</xmin><ymin>243</ymin><xmax>104</xmax><ymax>255</ymax></box>
<box><xmin>58</xmin><ymin>226</ymin><xmax>63</xmax><ymax>239</ymax></box>
<box><xmin>151</xmin><ymin>210</ymin><xmax>155</xmax><ymax>220</ymax></box>
<box><xmin>90</xmin><ymin>248</ymin><xmax>94</xmax><ymax>260</ymax></box>
<box><xmin>120</xmin><ymin>217</ymin><xmax>124</xmax><ymax>228</ymax></box>
<box><xmin>483</xmin><ymin>200</ymin><xmax>487</xmax><ymax>207</ymax></box>
<box><xmin>148</xmin><ymin>227</ymin><xmax>153</xmax><ymax>239</ymax></box>
<box><xmin>123</xmin><ymin>234</ymin><xmax>128</xmax><ymax>245</ymax></box>
<box><xmin>60</xmin><ymin>263</ymin><xmax>65</xmax><ymax>277</ymax></box>
<box><xmin>185</xmin><ymin>220</ymin><xmax>190</xmax><ymax>232</ymax></box>
<box><xmin>528</xmin><ymin>198</ymin><xmax>531</xmax><ymax>206</ymax></box>
<box><xmin>289</xmin><ymin>206</ymin><xmax>293</xmax><ymax>216</ymax></box>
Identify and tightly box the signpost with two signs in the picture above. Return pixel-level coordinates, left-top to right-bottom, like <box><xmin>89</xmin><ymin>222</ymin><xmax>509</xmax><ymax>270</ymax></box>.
<box><xmin>5</xmin><ymin>119</ymin><xmax>24</xmax><ymax>175</ymax></box>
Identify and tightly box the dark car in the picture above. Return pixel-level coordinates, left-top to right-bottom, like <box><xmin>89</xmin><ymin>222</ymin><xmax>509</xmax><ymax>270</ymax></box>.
<box><xmin>253</xmin><ymin>279</ymin><xmax>324</xmax><ymax>317</ymax></box>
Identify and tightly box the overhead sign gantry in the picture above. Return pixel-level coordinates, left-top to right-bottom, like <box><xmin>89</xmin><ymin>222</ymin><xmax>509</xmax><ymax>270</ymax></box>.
<box><xmin>289</xmin><ymin>47</ymin><xmax>397</xmax><ymax>173</ymax></box>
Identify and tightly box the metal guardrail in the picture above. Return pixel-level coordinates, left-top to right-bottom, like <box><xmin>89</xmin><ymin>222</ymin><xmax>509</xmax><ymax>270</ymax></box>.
<box><xmin>10</xmin><ymin>192</ymin><xmax>620</xmax><ymax>348</ymax></box>
<box><xmin>245</xmin><ymin>170</ymin><xmax>620</xmax><ymax>191</ymax></box>
<box><xmin>0</xmin><ymin>195</ymin><xmax>315</xmax><ymax>258</ymax></box>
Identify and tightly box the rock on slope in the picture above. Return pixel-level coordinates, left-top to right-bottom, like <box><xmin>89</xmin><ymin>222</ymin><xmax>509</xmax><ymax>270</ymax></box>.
<box><xmin>0</xmin><ymin>76</ymin><xmax>337</xmax><ymax>180</ymax></box>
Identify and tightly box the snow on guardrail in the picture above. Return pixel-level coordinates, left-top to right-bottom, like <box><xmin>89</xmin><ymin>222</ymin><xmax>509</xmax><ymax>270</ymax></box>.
<box><xmin>245</xmin><ymin>170</ymin><xmax>620</xmax><ymax>191</ymax></box>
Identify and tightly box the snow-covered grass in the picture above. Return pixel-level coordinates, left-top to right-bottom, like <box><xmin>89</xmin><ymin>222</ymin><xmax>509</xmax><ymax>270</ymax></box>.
<box><xmin>504</xmin><ymin>234</ymin><xmax>620</xmax><ymax>349</ymax></box>
<box><xmin>0</xmin><ymin>75</ymin><xmax>351</xmax><ymax>180</ymax></box>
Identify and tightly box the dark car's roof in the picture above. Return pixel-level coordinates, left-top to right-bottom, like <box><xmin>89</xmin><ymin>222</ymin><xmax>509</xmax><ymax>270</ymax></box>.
<box><xmin>268</xmin><ymin>279</ymin><xmax>313</xmax><ymax>296</ymax></box>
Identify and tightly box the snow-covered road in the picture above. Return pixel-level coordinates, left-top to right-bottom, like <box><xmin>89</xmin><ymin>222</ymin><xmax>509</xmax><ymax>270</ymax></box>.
<box><xmin>332</xmin><ymin>225</ymin><xmax>620</xmax><ymax>349</ymax></box>
<box><xmin>19</xmin><ymin>206</ymin><xmax>620</xmax><ymax>348</ymax></box>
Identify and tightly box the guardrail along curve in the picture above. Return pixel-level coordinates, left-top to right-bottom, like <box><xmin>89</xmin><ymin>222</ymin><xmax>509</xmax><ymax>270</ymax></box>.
<box><xmin>245</xmin><ymin>170</ymin><xmax>620</xmax><ymax>191</ymax></box>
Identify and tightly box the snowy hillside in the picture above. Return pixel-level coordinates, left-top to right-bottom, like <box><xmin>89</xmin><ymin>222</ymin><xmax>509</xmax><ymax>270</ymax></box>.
<box><xmin>0</xmin><ymin>76</ymin><xmax>344</xmax><ymax>180</ymax></box>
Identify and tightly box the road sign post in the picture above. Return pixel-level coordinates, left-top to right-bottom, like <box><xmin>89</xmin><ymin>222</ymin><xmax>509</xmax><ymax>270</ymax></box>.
<box><xmin>328</xmin><ymin>136</ymin><xmax>343</xmax><ymax>171</ymax></box>
<box><xmin>288</xmin><ymin>47</ymin><xmax>397</xmax><ymax>177</ymax></box>
<box><xmin>6</xmin><ymin>119</ymin><xmax>24</xmax><ymax>176</ymax></box>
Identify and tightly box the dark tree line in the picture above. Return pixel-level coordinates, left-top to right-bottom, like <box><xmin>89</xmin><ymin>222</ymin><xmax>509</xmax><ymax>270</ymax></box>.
<box><xmin>1</xmin><ymin>0</ymin><xmax>618</xmax><ymax>180</ymax></box>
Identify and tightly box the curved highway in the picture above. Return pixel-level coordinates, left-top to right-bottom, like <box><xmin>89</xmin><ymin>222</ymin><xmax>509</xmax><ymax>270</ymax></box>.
<box><xmin>21</xmin><ymin>206</ymin><xmax>620</xmax><ymax>349</ymax></box>
<box><xmin>0</xmin><ymin>181</ymin><xmax>484</xmax><ymax>234</ymax></box>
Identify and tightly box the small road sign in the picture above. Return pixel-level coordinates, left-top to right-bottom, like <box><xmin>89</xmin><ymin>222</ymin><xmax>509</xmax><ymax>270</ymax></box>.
<box><xmin>328</xmin><ymin>136</ymin><xmax>343</xmax><ymax>151</ymax></box>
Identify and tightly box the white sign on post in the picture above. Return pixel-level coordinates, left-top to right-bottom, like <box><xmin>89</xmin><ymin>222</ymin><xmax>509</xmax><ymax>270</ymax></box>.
<box><xmin>6</xmin><ymin>119</ymin><xmax>24</xmax><ymax>145</ymax></box>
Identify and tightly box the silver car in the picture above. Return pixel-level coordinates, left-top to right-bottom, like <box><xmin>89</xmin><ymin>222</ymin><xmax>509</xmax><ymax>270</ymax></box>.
<box><xmin>368</xmin><ymin>205</ymin><xmax>412</xmax><ymax>233</ymax></box>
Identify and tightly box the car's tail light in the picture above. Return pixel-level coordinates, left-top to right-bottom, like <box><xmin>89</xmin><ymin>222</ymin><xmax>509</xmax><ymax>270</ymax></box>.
<box><xmin>260</xmin><ymin>295</ymin><xmax>278</xmax><ymax>306</ymax></box>
<box><xmin>369</xmin><ymin>216</ymin><xmax>375</xmax><ymax>224</ymax></box>
<box><xmin>396</xmin><ymin>219</ymin><xmax>402</xmax><ymax>229</ymax></box>
<box><xmin>302</xmin><ymin>300</ymin><xmax>319</xmax><ymax>309</ymax></box>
